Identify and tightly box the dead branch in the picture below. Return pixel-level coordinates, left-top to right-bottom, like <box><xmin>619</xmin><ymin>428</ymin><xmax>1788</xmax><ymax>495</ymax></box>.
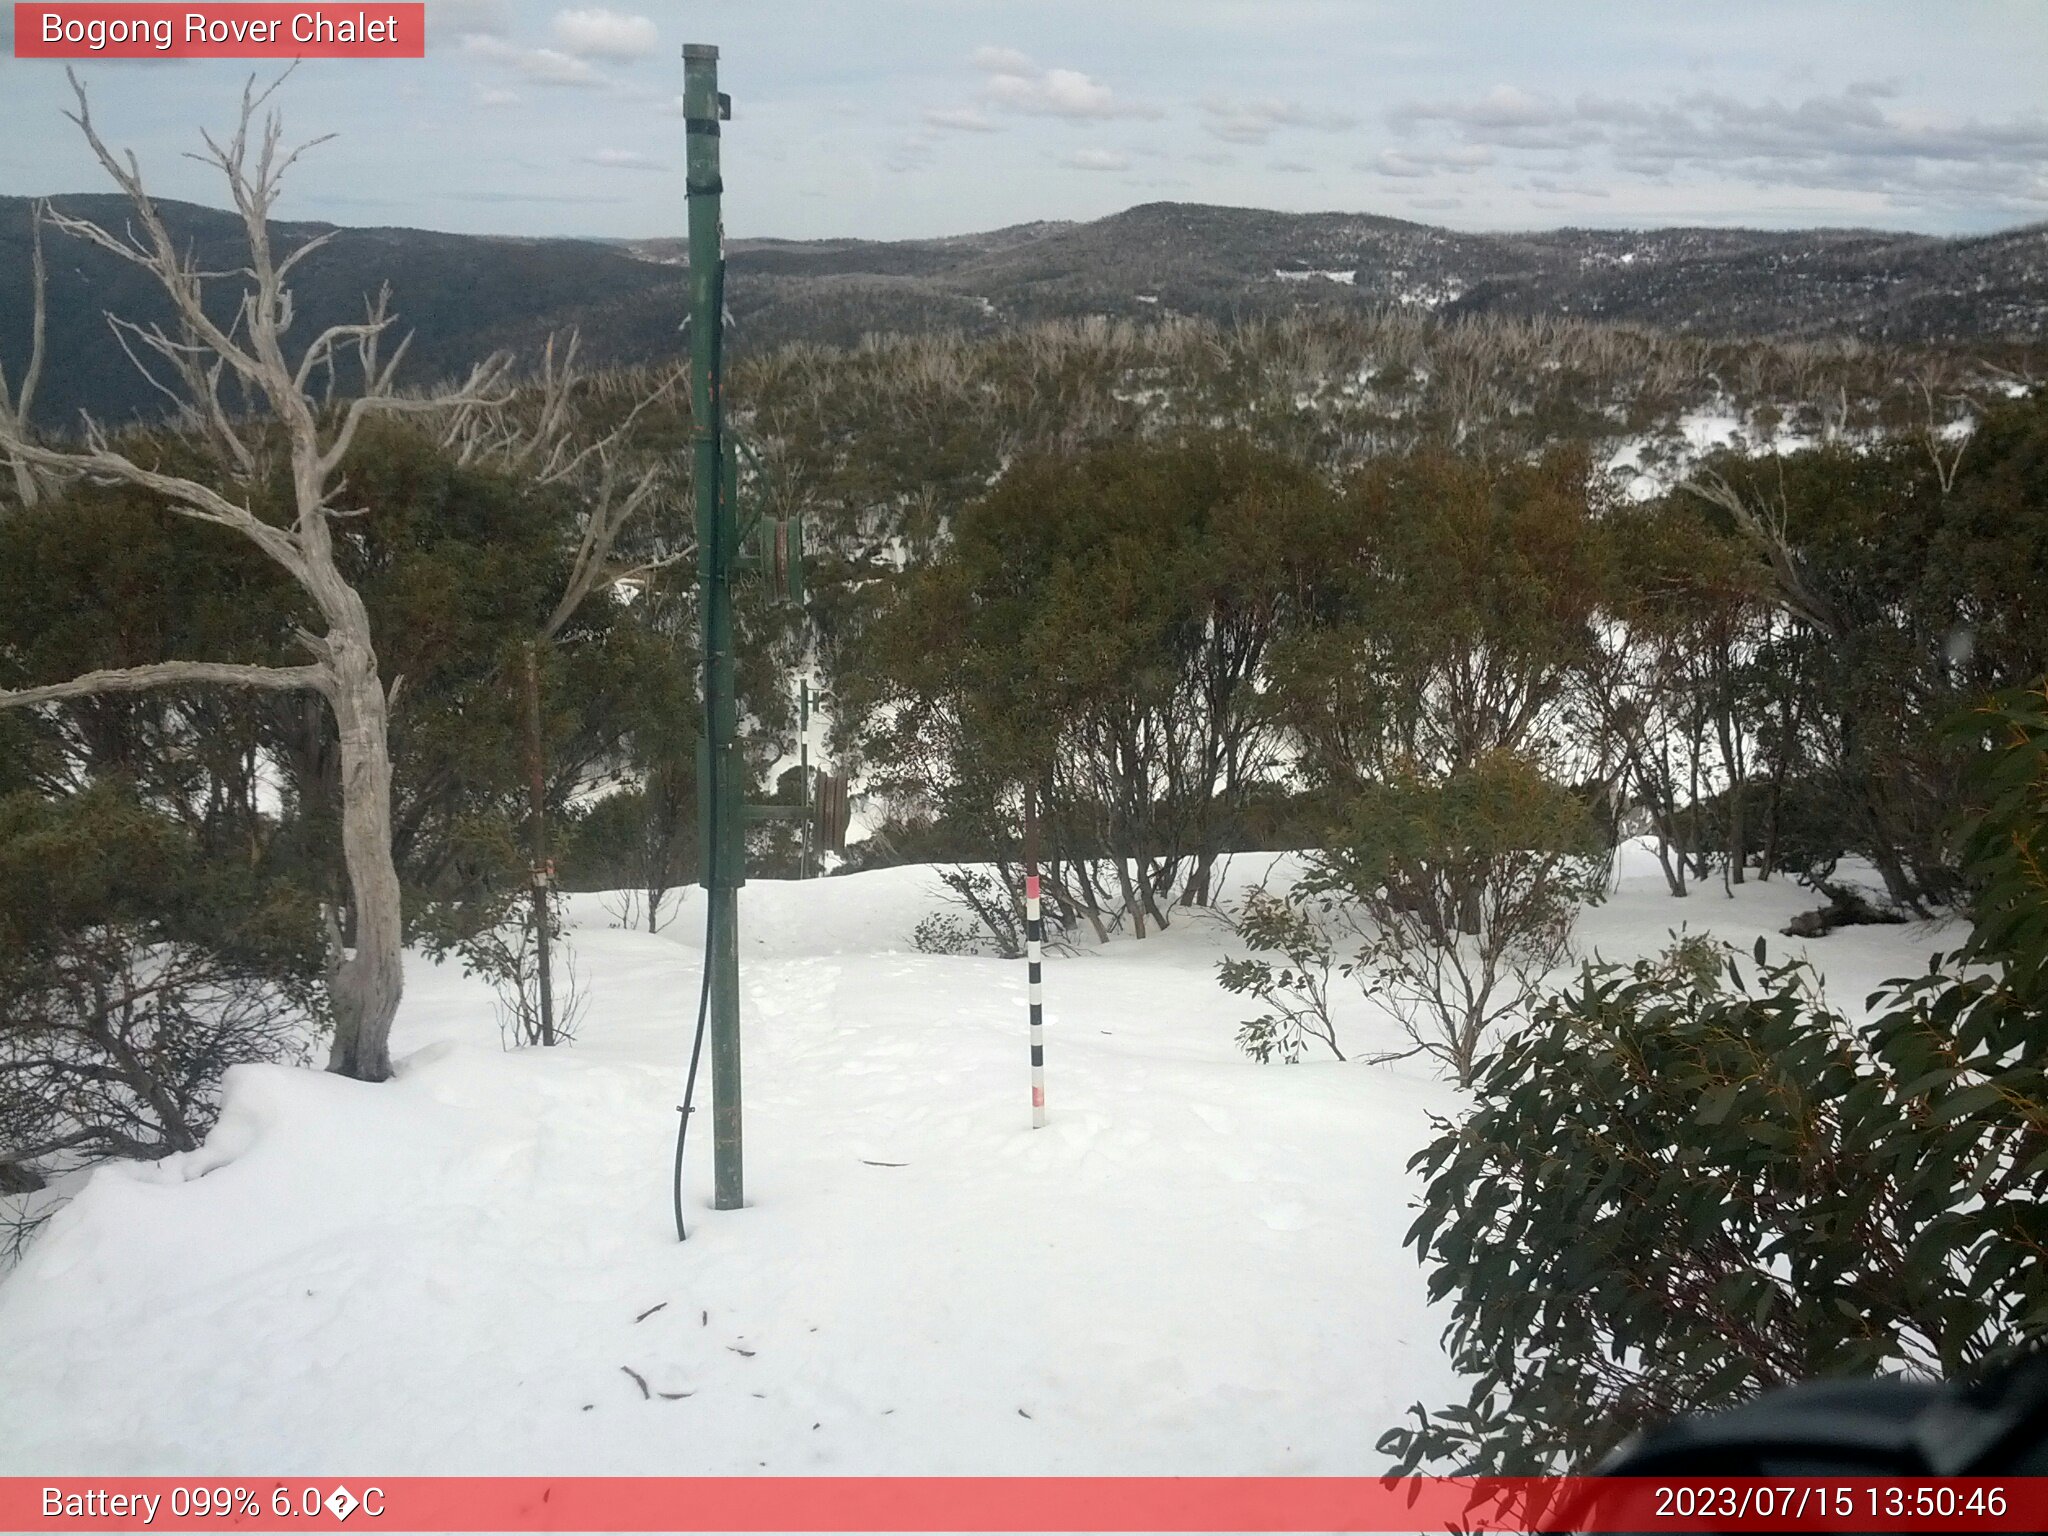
<box><xmin>0</xmin><ymin>660</ymin><xmax>331</xmax><ymax>710</ymax></box>
<box><xmin>540</xmin><ymin>463</ymin><xmax>665</xmax><ymax>642</ymax></box>
<box><xmin>1680</xmin><ymin>469</ymin><xmax>1841</xmax><ymax>638</ymax></box>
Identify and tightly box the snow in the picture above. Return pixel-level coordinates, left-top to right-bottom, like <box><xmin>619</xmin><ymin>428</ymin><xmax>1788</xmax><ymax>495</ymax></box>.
<box><xmin>1272</xmin><ymin>268</ymin><xmax>1356</xmax><ymax>285</ymax></box>
<box><xmin>1602</xmin><ymin>402</ymin><xmax>1815</xmax><ymax>503</ymax></box>
<box><xmin>0</xmin><ymin>846</ymin><xmax>1961</xmax><ymax>1475</ymax></box>
<box><xmin>1394</xmin><ymin>281</ymin><xmax>1465</xmax><ymax>309</ymax></box>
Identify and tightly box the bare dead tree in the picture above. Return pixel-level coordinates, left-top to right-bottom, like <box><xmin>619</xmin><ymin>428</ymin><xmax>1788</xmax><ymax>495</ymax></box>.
<box><xmin>446</xmin><ymin>330</ymin><xmax>682</xmax><ymax>640</ymax></box>
<box><xmin>0</xmin><ymin>199</ymin><xmax>50</xmax><ymax>508</ymax></box>
<box><xmin>0</xmin><ymin>73</ymin><xmax>511</xmax><ymax>1082</ymax></box>
<box><xmin>1911</xmin><ymin>363</ymin><xmax>1972</xmax><ymax>495</ymax></box>
<box><xmin>439</xmin><ymin>331</ymin><xmax>682</xmax><ymax>1044</ymax></box>
<box><xmin>1681</xmin><ymin>469</ymin><xmax>1842</xmax><ymax>640</ymax></box>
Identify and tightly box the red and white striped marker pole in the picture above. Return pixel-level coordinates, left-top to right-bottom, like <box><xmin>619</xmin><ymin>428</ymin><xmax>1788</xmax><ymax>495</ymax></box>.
<box><xmin>1024</xmin><ymin>784</ymin><xmax>1046</xmax><ymax>1128</ymax></box>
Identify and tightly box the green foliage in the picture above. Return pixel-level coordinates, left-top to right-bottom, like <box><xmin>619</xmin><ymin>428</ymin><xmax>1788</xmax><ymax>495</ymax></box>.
<box><xmin>1683</xmin><ymin>392</ymin><xmax>2048</xmax><ymax>905</ymax></box>
<box><xmin>1957</xmin><ymin>681</ymin><xmax>2048</xmax><ymax>1003</ymax></box>
<box><xmin>1270</xmin><ymin>447</ymin><xmax>1604</xmax><ymax>806</ymax></box>
<box><xmin>0</xmin><ymin>783</ymin><xmax>325</xmax><ymax>979</ymax></box>
<box><xmin>910</xmin><ymin>909</ymin><xmax>990</xmax><ymax>958</ymax></box>
<box><xmin>1382</xmin><ymin>687</ymin><xmax>2048</xmax><ymax>1475</ymax></box>
<box><xmin>1302</xmin><ymin>751</ymin><xmax>1606</xmax><ymax>1084</ymax></box>
<box><xmin>558</xmin><ymin>779</ymin><xmax>695</xmax><ymax>902</ymax></box>
<box><xmin>1579</xmin><ymin>494</ymin><xmax>1770</xmax><ymax>893</ymax></box>
<box><xmin>862</xmin><ymin>433</ymin><xmax>1331</xmax><ymax>934</ymax></box>
<box><xmin>1216</xmin><ymin>888</ymin><xmax>1345</xmax><ymax>1064</ymax></box>
<box><xmin>1379</xmin><ymin>934</ymin><xmax>2048</xmax><ymax>1474</ymax></box>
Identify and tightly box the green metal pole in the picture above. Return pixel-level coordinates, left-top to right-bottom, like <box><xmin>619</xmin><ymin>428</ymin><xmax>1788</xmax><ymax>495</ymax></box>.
<box><xmin>684</xmin><ymin>42</ymin><xmax>743</xmax><ymax>1212</ymax></box>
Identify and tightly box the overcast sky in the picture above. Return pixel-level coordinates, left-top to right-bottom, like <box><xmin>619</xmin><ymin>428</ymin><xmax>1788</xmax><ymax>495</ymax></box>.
<box><xmin>1</xmin><ymin>1</ymin><xmax>2045</xmax><ymax>241</ymax></box>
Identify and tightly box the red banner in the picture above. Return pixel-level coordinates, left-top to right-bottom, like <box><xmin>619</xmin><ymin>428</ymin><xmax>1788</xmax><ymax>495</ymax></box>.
<box><xmin>4</xmin><ymin>1476</ymin><xmax>2048</xmax><ymax>1531</ymax></box>
<box><xmin>12</xmin><ymin>5</ymin><xmax>425</xmax><ymax>58</ymax></box>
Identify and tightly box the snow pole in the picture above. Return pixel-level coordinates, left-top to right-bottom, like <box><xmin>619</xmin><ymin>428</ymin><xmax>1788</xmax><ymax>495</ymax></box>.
<box><xmin>799</xmin><ymin>678</ymin><xmax>811</xmax><ymax>880</ymax></box>
<box><xmin>1024</xmin><ymin>784</ymin><xmax>1046</xmax><ymax>1128</ymax></box>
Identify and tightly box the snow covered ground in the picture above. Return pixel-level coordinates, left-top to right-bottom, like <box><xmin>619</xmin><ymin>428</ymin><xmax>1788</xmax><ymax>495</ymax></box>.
<box><xmin>0</xmin><ymin>846</ymin><xmax>1960</xmax><ymax>1476</ymax></box>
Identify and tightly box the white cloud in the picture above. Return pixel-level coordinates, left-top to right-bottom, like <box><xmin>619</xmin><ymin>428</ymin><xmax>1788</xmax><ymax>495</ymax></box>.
<box><xmin>1384</xmin><ymin>81</ymin><xmax>2048</xmax><ymax>213</ymax></box>
<box><xmin>1365</xmin><ymin>145</ymin><xmax>1494</xmax><ymax>177</ymax></box>
<box><xmin>473</xmin><ymin>86</ymin><xmax>522</xmax><ymax>109</ymax></box>
<box><xmin>1376</xmin><ymin>80</ymin><xmax>2048</xmax><ymax>217</ymax></box>
<box><xmin>971</xmin><ymin>46</ymin><xmax>1035</xmax><ymax>74</ymax></box>
<box><xmin>551</xmin><ymin>8</ymin><xmax>659</xmax><ymax>63</ymax></box>
<box><xmin>431</xmin><ymin>0</ymin><xmax>512</xmax><ymax>42</ymax></box>
<box><xmin>463</xmin><ymin>35</ymin><xmax>607</xmax><ymax>88</ymax></box>
<box><xmin>1200</xmin><ymin>97</ymin><xmax>1358</xmax><ymax>145</ymax></box>
<box><xmin>1526</xmin><ymin>176</ymin><xmax>1610</xmax><ymax>198</ymax></box>
<box><xmin>978</xmin><ymin>63</ymin><xmax>1159</xmax><ymax>121</ymax></box>
<box><xmin>1063</xmin><ymin>147</ymin><xmax>1131</xmax><ymax>172</ymax></box>
<box><xmin>1394</xmin><ymin>84</ymin><xmax>1564</xmax><ymax>132</ymax></box>
<box><xmin>925</xmin><ymin>107</ymin><xmax>1001</xmax><ymax>134</ymax></box>
<box><xmin>1370</xmin><ymin>151</ymin><xmax>1430</xmax><ymax>179</ymax></box>
<box><xmin>1269</xmin><ymin>160</ymin><xmax>1315</xmax><ymax>174</ymax></box>
<box><xmin>937</xmin><ymin>47</ymin><xmax>1158</xmax><ymax>132</ymax></box>
<box><xmin>583</xmin><ymin>147</ymin><xmax>664</xmax><ymax>171</ymax></box>
<box><xmin>988</xmin><ymin>68</ymin><xmax>1109</xmax><ymax>119</ymax></box>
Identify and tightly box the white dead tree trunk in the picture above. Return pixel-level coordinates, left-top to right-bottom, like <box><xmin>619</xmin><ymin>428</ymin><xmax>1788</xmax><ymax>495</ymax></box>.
<box><xmin>0</xmin><ymin>200</ymin><xmax>49</xmax><ymax>508</ymax></box>
<box><xmin>0</xmin><ymin>73</ymin><xmax>509</xmax><ymax>1081</ymax></box>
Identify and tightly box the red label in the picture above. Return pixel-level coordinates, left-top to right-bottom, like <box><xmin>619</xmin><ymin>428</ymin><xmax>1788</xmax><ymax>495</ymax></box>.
<box><xmin>4</xmin><ymin>1476</ymin><xmax>2047</xmax><ymax>1531</ymax></box>
<box><xmin>13</xmin><ymin>5</ymin><xmax>425</xmax><ymax>58</ymax></box>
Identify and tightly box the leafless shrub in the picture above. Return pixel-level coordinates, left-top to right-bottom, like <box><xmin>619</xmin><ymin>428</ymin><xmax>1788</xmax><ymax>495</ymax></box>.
<box><xmin>0</xmin><ymin>927</ymin><xmax>326</xmax><ymax>1187</ymax></box>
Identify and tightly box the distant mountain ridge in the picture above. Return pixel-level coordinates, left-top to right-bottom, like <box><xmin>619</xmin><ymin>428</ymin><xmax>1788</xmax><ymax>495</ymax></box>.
<box><xmin>2</xmin><ymin>195</ymin><xmax>2040</xmax><ymax>426</ymax></box>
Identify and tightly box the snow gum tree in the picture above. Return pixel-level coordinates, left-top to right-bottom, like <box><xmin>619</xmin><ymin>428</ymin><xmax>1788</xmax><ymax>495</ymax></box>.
<box><xmin>860</xmin><ymin>435</ymin><xmax>1330</xmax><ymax>940</ymax></box>
<box><xmin>1231</xmin><ymin>451</ymin><xmax>1606</xmax><ymax>1075</ymax></box>
<box><xmin>1267</xmin><ymin>447</ymin><xmax>1604</xmax><ymax>795</ymax></box>
<box><xmin>0</xmin><ymin>75</ymin><xmax>509</xmax><ymax>1082</ymax></box>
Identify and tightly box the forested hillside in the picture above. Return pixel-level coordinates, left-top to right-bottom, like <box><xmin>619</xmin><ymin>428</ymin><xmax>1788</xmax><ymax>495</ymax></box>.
<box><xmin>4</xmin><ymin>193</ymin><xmax>2043</xmax><ymax>426</ymax></box>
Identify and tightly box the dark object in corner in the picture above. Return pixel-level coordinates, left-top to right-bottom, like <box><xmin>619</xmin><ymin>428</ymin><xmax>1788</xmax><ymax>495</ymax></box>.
<box><xmin>1782</xmin><ymin>885</ymin><xmax>1910</xmax><ymax>939</ymax></box>
<box><xmin>1570</xmin><ymin>1354</ymin><xmax>2048</xmax><ymax>1532</ymax></box>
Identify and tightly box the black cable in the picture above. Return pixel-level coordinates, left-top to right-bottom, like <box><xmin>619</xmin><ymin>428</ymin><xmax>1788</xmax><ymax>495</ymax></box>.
<box><xmin>675</xmin><ymin>548</ymin><xmax>719</xmax><ymax>1241</ymax></box>
<box><xmin>675</xmin><ymin>248</ymin><xmax>727</xmax><ymax>1243</ymax></box>
<box><xmin>672</xmin><ymin>900</ymin><xmax>714</xmax><ymax>1242</ymax></box>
